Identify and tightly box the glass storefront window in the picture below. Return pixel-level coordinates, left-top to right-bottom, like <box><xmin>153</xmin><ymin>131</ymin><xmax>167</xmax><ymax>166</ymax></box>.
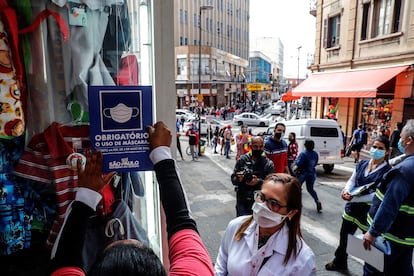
<box><xmin>362</xmin><ymin>98</ymin><xmax>393</xmax><ymax>145</ymax></box>
<box><xmin>3</xmin><ymin>1</ymin><xmax>161</xmax><ymax>271</ymax></box>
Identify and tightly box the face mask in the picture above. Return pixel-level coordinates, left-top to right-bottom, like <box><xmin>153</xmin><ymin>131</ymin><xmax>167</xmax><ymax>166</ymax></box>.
<box><xmin>398</xmin><ymin>139</ymin><xmax>406</xmax><ymax>154</ymax></box>
<box><xmin>274</xmin><ymin>132</ymin><xmax>284</xmax><ymax>140</ymax></box>
<box><xmin>251</xmin><ymin>150</ymin><xmax>263</xmax><ymax>158</ymax></box>
<box><xmin>252</xmin><ymin>202</ymin><xmax>287</xmax><ymax>228</ymax></box>
<box><xmin>369</xmin><ymin>148</ymin><xmax>385</xmax><ymax>160</ymax></box>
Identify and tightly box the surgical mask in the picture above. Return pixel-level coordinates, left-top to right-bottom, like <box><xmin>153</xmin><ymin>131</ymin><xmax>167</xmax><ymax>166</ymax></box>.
<box><xmin>252</xmin><ymin>202</ymin><xmax>287</xmax><ymax>228</ymax></box>
<box><xmin>369</xmin><ymin>148</ymin><xmax>385</xmax><ymax>160</ymax></box>
<box><xmin>251</xmin><ymin>150</ymin><xmax>263</xmax><ymax>158</ymax></box>
<box><xmin>103</xmin><ymin>103</ymin><xmax>139</xmax><ymax>123</ymax></box>
<box><xmin>398</xmin><ymin>139</ymin><xmax>406</xmax><ymax>154</ymax></box>
<box><xmin>274</xmin><ymin>132</ymin><xmax>284</xmax><ymax>140</ymax></box>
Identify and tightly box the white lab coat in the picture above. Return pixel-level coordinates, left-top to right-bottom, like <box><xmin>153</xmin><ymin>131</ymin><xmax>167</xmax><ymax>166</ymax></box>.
<box><xmin>215</xmin><ymin>216</ymin><xmax>316</xmax><ymax>276</ymax></box>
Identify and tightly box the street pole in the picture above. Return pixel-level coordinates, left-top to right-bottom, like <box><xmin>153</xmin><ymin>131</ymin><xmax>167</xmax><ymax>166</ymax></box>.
<box><xmin>297</xmin><ymin>45</ymin><xmax>303</xmax><ymax>117</ymax></box>
<box><xmin>198</xmin><ymin>5</ymin><xmax>213</xmax><ymax>156</ymax></box>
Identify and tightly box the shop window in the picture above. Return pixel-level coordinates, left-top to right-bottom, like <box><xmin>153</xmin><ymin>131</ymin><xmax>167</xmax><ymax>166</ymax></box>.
<box><xmin>323</xmin><ymin>14</ymin><xmax>341</xmax><ymax>48</ymax></box>
<box><xmin>177</xmin><ymin>58</ymin><xmax>187</xmax><ymax>75</ymax></box>
<box><xmin>6</xmin><ymin>1</ymin><xmax>161</xmax><ymax>272</ymax></box>
<box><xmin>362</xmin><ymin>98</ymin><xmax>393</xmax><ymax>143</ymax></box>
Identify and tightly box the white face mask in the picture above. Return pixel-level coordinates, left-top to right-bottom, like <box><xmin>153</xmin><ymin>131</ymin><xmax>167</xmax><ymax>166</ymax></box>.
<box><xmin>252</xmin><ymin>202</ymin><xmax>287</xmax><ymax>228</ymax></box>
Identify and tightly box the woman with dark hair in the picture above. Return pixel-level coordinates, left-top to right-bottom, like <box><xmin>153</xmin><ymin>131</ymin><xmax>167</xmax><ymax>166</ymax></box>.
<box><xmin>215</xmin><ymin>173</ymin><xmax>316</xmax><ymax>275</ymax></box>
<box><xmin>295</xmin><ymin>139</ymin><xmax>321</xmax><ymax>213</ymax></box>
<box><xmin>287</xmin><ymin>132</ymin><xmax>298</xmax><ymax>175</ymax></box>
<box><xmin>325</xmin><ymin>136</ymin><xmax>391</xmax><ymax>272</ymax></box>
<box><xmin>50</xmin><ymin>122</ymin><xmax>214</xmax><ymax>276</ymax></box>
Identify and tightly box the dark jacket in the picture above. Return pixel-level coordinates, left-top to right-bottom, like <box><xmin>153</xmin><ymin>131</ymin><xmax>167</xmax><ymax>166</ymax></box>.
<box><xmin>367</xmin><ymin>154</ymin><xmax>414</xmax><ymax>246</ymax></box>
<box><xmin>231</xmin><ymin>153</ymin><xmax>274</xmax><ymax>200</ymax></box>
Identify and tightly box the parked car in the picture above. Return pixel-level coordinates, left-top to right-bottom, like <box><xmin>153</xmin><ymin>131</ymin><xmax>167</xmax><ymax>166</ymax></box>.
<box><xmin>176</xmin><ymin>109</ymin><xmax>196</xmax><ymax>121</ymax></box>
<box><xmin>233</xmin><ymin>112</ymin><xmax>271</xmax><ymax>127</ymax></box>
<box><xmin>269</xmin><ymin>101</ymin><xmax>286</xmax><ymax>115</ymax></box>
<box><xmin>182</xmin><ymin>117</ymin><xmax>226</xmax><ymax>135</ymax></box>
<box><xmin>261</xmin><ymin>119</ymin><xmax>344</xmax><ymax>173</ymax></box>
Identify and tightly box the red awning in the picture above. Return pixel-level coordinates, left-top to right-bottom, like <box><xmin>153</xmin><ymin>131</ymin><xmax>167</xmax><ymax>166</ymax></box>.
<box><xmin>281</xmin><ymin>90</ymin><xmax>301</xmax><ymax>101</ymax></box>
<box><xmin>292</xmin><ymin>65</ymin><xmax>409</xmax><ymax>97</ymax></box>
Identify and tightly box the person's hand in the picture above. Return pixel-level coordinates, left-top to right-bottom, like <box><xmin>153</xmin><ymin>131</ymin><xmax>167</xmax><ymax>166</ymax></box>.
<box><xmin>363</xmin><ymin>232</ymin><xmax>376</xmax><ymax>250</ymax></box>
<box><xmin>77</xmin><ymin>151</ymin><xmax>113</xmax><ymax>193</ymax></box>
<box><xmin>341</xmin><ymin>190</ymin><xmax>353</xmax><ymax>201</ymax></box>
<box><xmin>147</xmin><ymin>121</ymin><xmax>172</xmax><ymax>150</ymax></box>
<box><xmin>236</xmin><ymin>171</ymin><xmax>244</xmax><ymax>182</ymax></box>
<box><xmin>246</xmin><ymin>175</ymin><xmax>259</xmax><ymax>186</ymax></box>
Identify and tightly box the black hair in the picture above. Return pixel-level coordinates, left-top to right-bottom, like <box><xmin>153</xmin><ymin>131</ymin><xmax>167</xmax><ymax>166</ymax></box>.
<box><xmin>374</xmin><ymin>135</ymin><xmax>390</xmax><ymax>150</ymax></box>
<box><xmin>304</xmin><ymin>139</ymin><xmax>315</xmax><ymax>151</ymax></box>
<box><xmin>89</xmin><ymin>243</ymin><xmax>167</xmax><ymax>276</ymax></box>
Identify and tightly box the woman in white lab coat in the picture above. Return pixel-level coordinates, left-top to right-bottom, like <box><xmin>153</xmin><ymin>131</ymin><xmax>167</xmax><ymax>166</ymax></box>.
<box><xmin>215</xmin><ymin>173</ymin><xmax>316</xmax><ymax>275</ymax></box>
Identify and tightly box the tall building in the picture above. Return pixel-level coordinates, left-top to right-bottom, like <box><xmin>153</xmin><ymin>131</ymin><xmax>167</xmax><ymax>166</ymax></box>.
<box><xmin>250</xmin><ymin>37</ymin><xmax>284</xmax><ymax>83</ymax></box>
<box><xmin>294</xmin><ymin>0</ymin><xmax>414</xmax><ymax>140</ymax></box>
<box><xmin>174</xmin><ymin>0</ymin><xmax>250</xmax><ymax>108</ymax></box>
<box><xmin>245</xmin><ymin>51</ymin><xmax>273</xmax><ymax>102</ymax></box>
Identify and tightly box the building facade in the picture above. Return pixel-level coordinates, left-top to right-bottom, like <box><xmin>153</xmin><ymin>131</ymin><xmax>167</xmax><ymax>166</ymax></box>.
<box><xmin>294</xmin><ymin>0</ymin><xmax>414</xmax><ymax>141</ymax></box>
<box><xmin>174</xmin><ymin>0</ymin><xmax>250</xmax><ymax>109</ymax></box>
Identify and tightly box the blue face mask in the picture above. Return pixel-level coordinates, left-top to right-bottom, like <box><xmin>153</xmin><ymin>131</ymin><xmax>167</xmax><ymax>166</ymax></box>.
<box><xmin>370</xmin><ymin>148</ymin><xmax>385</xmax><ymax>160</ymax></box>
<box><xmin>398</xmin><ymin>139</ymin><xmax>405</xmax><ymax>154</ymax></box>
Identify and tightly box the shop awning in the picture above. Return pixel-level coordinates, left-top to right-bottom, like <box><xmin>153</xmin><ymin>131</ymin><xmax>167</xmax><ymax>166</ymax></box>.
<box><xmin>292</xmin><ymin>65</ymin><xmax>409</xmax><ymax>98</ymax></box>
<box><xmin>281</xmin><ymin>90</ymin><xmax>301</xmax><ymax>101</ymax></box>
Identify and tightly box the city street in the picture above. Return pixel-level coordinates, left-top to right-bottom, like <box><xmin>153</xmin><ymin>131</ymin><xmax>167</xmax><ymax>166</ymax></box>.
<box><xmin>176</xmin><ymin>135</ymin><xmax>365</xmax><ymax>275</ymax></box>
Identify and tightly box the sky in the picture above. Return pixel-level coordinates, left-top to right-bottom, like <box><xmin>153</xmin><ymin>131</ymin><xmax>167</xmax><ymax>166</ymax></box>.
<box><xmin>249</xmin><ymin>0</ymin><xmax>316</xmax><ymax>78</ymax></box>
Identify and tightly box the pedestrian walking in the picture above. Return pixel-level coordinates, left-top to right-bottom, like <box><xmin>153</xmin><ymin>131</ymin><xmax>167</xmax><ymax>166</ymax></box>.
<box><xmin>213</xmin><ymin>126</ymin><xmax>220</xmax><ymax>154</ymax></box>
<box><xmin>176</xmin><ymin>119</ymin><xmax>184</xmax><ymax>160</ymax></box>
<box><xmin>264</xmin><ymin>122</ymin><xmax>290</xmax><ymax>174</ymax></box>
<box><xmin>294</xmin><ymin>139</ymin><xmax>322</xmax><ymax>213</ymax></box>
<box><xmin>235</xmin><ymin>125</ymin><xmax>251</xmax><ymax>160</ymax></box>
<box><xmin>287</xmin><ymin>132</ymin><xmax>298</xmax><ymax>175</ymax></box>
<box><xmin>185</xmin><ymin>125</ymin><xmax>199</xmax><ymax>161</ymax></box>
<box><xmin>325</xmin><ymin>136</ymin><xmax>391</xmax><ymax>271</ymax></box>
<box><xmin>348</xmin><ymin>124</ymin><xmax>367</xmax><ymax>163</ymax></box>
<box><xmin>223</xmin><ymin>125</ymin><xmax>233</xmax><ymax>159</ymax></box>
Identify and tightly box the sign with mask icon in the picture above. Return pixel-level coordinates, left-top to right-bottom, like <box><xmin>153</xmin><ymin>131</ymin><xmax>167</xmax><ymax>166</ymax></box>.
<box><xmin>88</xmin><ymin>86</ymin><xmax>153</xmax><ymax>172</ymax></box>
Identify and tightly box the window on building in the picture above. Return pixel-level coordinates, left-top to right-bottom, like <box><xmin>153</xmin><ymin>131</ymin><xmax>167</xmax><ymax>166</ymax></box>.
<box><xmin>179</xmin><ymin>9</ymin><xmax>183</xmax><ymax>24</ymax></box>
<box><xmin>373</xmin><ymin>0</ymin><xmax>402</xmax><ymax>37</ymax></box>
<box><xmin>179</xmin><ymin>36</ymin><xmax>183</xmax><ymax>46</ymax></box>
<box><xmin>193</xmin><ymin>13</ymin><xmax>197</xmax><ymax>27</ymax></box>
<box><xmin>177</xmin><ymin>58</ymin><xmax>187</xmax><ymax>75</ymax></box>
<box><xmin>323</xmin><ymin>14</ymin><xmax>341</xmax><ymax>48</ymax></box>
<box><xmin>184</xmin><ymin>10</ymin><xmax>188</xmax><ymax>25</ymax></box>
<box><xmin>184</xmin><ymin>38</ymin><xmax>188</xmax><ymax>45</ymax></box>
<box><xmin>361</xmin><ymin>3</ymin><xmax>370</xmax><ymax>40</ymax></box>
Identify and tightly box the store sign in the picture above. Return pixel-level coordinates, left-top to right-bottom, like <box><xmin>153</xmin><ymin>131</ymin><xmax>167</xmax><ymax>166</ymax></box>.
<box><xmin>88</xmin><ymin>86</ymin><xmax>153</xmax><ymax>172</ymax></box>
<box><xmin>246</xmin><ymin>83</ymin><xmax>263</xmax><ymax>91</ymax></box>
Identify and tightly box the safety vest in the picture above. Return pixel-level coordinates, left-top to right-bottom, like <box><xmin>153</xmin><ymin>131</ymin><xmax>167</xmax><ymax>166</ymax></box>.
<box><xmin>343</xmin><ymin>160</ymin><xmax>391</xmax><ymax>232</ymax></box>
<box><xmin>367</xmin><ymin>155</ymin><xmax>414</xmax><ymax>246</ymax></box>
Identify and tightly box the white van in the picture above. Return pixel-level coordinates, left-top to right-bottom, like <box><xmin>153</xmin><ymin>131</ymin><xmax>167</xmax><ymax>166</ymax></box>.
<box><xmin>264</xmin><ymin>119</ymin><xmax>344</xmax><ymax>173</ymax></box>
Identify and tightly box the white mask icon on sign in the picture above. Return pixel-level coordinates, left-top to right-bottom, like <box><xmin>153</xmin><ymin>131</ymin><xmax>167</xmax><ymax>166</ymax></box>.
<box><xmin>103</xmin><ymin>103</ymin><xmax>139</xmax><ymax>123</ymax></box>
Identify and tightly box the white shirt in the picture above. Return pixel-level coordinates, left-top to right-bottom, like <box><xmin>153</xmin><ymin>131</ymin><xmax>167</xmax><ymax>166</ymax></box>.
<box><xmin>215</xmin><ymin>216</ymin><xmax>316</xmax><ymax>276</ymax></box>
<box><xmin>343</xmin><ymin>159</ymin><xmax>388</xmax><ymax>203</ymax></box>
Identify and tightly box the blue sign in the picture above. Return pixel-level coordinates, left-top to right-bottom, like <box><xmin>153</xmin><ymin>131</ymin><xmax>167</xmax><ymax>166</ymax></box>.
<box><xmin>88</xmin><ymin>86</ymin><xmax>153</xmax><ymax>172</ymax></box>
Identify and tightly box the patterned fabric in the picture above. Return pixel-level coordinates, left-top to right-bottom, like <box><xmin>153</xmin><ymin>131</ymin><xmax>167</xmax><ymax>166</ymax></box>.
<box><xmin>14</xmin><ymin>122</ymin><xmax>98</xmax><ymax>250</ymax></box>
<box><xmin>287</xmin><ymin>141</ymin><xmax>298</xmax><ymax>161</ymax></box>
